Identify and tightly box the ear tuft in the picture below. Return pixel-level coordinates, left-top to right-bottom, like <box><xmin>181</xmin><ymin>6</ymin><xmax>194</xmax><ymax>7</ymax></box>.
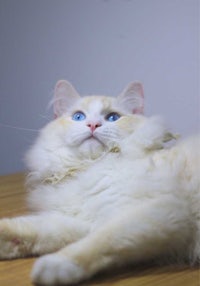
<box><xmin>118</xmin><ymin>81</ymin><xmax>144</xmax><ymax>114</ymax></box>
<box><xmin>54</xmin><ymin>80</ymin><xmax>80</xmax><ymax>118</ymax></box>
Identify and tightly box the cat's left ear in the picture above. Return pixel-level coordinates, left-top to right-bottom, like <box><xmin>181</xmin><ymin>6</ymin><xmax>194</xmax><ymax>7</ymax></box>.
<box><xmin>118</xmin><ymin>82</ymin><xmax>144</xmax><ymax>114</ymax></box>
<box><xmin>54</xmin><ymin>80</ymin><xmax>80</xmax><ymax>118</ymax></box>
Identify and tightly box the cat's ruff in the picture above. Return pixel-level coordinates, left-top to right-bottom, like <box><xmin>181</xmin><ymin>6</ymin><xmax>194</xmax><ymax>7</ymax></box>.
<box><xmin>0</xmin><ymin>80</ymin><xmax>199</xmax><ymax>286</ymax></box>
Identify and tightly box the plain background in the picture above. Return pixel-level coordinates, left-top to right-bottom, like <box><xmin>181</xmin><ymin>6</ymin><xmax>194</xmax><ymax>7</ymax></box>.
<box><xmin>0</xmin><ymin>0</ymin><xmax>199</xmax><ymax>175</ymax></box>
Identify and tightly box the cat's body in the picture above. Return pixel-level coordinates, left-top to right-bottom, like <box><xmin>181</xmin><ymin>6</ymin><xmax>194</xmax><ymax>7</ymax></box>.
<box><xmin>0</xmin><ymin>80</ymin><xmax>199</xmax><ymax>285</ymax></box>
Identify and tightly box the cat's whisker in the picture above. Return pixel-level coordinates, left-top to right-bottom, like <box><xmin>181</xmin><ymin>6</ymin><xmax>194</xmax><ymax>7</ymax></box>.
<box><xmin>0</xmin><ymin>123</ymin><xmax>39</xmax><ymax>132</ymax></box>
<box><xmin>97</xmin><ymin>131</ymin><xmax>119</xmax><ymax>141</ymax></box>
<box><xmin>71</xmin><ymin>132</ymin><xmax>89</xmax><ymax>145</ymax></box>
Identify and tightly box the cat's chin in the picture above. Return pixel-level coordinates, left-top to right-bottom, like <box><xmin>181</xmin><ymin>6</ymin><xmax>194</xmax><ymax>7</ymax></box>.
<box><xmin>78</xmin><ymin>137</ymin><xmax>106</xmax><ymax>159</ymax></box>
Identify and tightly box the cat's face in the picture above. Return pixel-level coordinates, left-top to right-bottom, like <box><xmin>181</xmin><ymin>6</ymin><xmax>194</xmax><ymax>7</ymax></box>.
<box><xmin>51</xmin><ymin>80</ymin><xmax>144</xmax><ymax>158</ymax></box>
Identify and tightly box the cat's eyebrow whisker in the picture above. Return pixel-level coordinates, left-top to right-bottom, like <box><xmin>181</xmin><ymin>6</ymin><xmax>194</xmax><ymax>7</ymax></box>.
<box><xmin>0</xmin><ymin>123</ymin><xmax>39</xmax><ymax>132</ymax></box>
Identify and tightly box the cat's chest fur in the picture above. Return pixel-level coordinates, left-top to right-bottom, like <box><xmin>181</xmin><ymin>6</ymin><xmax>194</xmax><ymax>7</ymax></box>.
<box><xmin>27</xmin><ymin>145</ymin><xmax>191</xmax><ymax>230</ymax></box>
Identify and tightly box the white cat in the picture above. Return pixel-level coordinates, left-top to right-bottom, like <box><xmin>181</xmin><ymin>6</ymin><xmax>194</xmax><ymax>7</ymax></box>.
<box><xmin>0</xmin><ymin>80</ymin><xmax>199</xmax><ymax>286</ymax></box>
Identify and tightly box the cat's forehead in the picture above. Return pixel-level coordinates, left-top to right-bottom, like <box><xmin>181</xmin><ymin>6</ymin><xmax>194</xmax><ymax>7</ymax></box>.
<box><xmin>78</xmin><ymin>96</ymin><xmax>114</xmax><ymax>112</ymax></box>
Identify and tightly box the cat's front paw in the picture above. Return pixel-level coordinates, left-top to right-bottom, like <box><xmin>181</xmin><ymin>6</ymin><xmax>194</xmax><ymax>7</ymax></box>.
<box><xmin>0</xmin><ymin>219</ymin><xmax>22</xmax><ymax>259</ymax></box>
<box><xmin>31</xmin><ymin>253</ymin><xmax>87</xmax><ymax>285</ymax></box>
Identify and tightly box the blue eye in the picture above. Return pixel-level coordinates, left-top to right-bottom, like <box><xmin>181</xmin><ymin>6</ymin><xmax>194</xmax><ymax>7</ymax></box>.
<box><xmin>72</xmin><ymin>111</ymin><xmax>86</xmax><ymax>121</ymax></box>
<box><xmin>106</xmin><ymin>112</ymin><xmax>121</xmax><ymax>122</ymax></box>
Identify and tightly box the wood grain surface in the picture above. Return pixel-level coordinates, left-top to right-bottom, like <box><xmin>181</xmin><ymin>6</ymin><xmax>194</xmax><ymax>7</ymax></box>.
<box><xmin>0</xmin><ymin>173</ymin><xmax>199</xmax><ymax>286</ymax></box>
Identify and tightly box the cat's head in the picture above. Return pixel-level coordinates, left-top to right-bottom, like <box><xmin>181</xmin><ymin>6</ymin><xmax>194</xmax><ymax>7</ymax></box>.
<box><xmin>51</xmin><ymin>80</ymin><xmax>144</xmax><ymax>159</ymax></box>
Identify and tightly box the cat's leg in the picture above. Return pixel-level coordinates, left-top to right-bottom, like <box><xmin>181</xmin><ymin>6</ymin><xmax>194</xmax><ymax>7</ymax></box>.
<box><xmin>31</xmin><ymin>197</ymin><xmax>192</xmax><ymax>285</ymax></box>
<box><xmin>0</xmin><ymin>213</ymin><xmax>88</xmax><ymax>259</ymax></box>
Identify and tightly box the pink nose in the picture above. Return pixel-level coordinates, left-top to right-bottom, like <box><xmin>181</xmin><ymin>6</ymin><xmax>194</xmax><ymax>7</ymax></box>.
<box><xmin>87</xmin><ymin>123</ymin><xmax>101</xmax><ymax>132</ymax></box>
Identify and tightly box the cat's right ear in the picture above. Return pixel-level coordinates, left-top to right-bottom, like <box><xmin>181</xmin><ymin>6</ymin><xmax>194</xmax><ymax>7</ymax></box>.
<box><xmin>54</xmin><ymin>80</ymin><xmax>80</xmax><ymax>118</ymax></box>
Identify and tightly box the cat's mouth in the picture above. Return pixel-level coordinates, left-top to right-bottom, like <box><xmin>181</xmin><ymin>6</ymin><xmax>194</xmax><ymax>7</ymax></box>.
<box><xmin>77</xmin><ymin>133</ymin><xmax>107</xmax><ymax>158</ymax></box>
<box><xmin>81</xmin><ymin>132</ymin><xmax>106</xmax><ymax>148</ymax></box>
<box><xmin>86</xmin><ymin>134</ymin><xmax>104</xmax><ymax>144</ymax></box>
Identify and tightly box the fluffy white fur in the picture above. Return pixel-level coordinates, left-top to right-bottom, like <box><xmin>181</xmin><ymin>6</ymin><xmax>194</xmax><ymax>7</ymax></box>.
<box><xmin>0</xmin><ymin>80</ymin><xmax>199</xmax><ymax>286</ymax></box>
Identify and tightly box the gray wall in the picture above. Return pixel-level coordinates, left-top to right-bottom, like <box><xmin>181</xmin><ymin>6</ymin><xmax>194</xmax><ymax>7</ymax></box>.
<box><xmin>0</xmin><ymin>0</ymin><xmax>199</xmax><ymax>175</ymax></box>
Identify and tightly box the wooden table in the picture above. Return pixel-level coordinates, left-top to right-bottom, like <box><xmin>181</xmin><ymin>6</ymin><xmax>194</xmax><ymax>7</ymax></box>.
<box><xmin>0</xmin><ymin>173</ymin><xmax>199</xmax><ymax>286</ymax></box>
